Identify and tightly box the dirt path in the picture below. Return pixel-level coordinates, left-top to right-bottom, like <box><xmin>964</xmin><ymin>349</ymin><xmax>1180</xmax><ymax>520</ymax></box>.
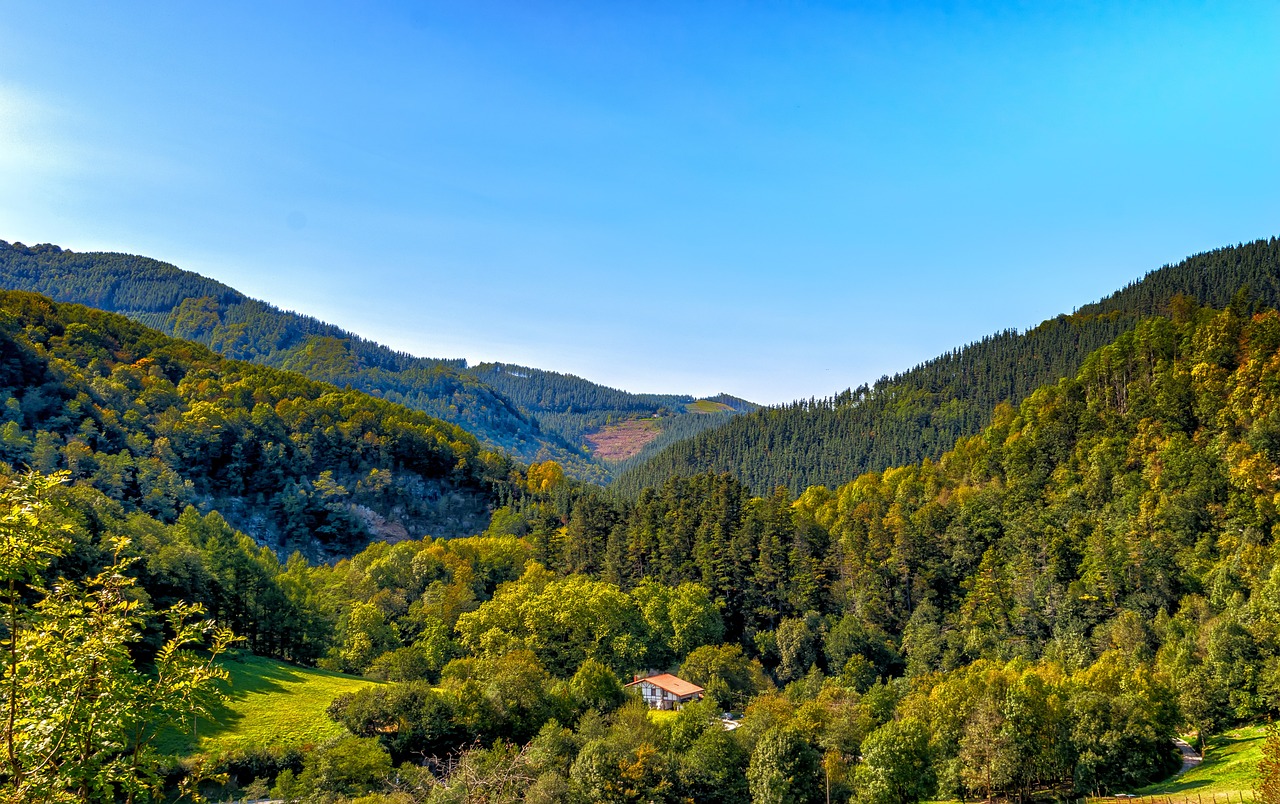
<box><xmin>1173</xmin><ymin>738</ymin><xmax>1203</xmax><ymax>778</ymax></box>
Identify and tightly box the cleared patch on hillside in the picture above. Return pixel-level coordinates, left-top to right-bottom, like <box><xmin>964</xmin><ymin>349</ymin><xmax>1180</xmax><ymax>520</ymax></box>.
<box><xmin>585</xmin><ymin>418</ymin><xmax>663</xmax><ymax>462</ymax></box>
<box><xmin>158</xmin><ymin>654</ymin><xmax>380</xmax><ymax>762</ymax></box>
<box><xmin>686</xmin><ymin>399</ymin><xmax>734</xmax><ymax>413</ymax></box>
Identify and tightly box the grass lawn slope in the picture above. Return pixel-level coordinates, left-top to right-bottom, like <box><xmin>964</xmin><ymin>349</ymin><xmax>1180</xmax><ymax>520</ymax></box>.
<box><xmin>159</xmin><ymin>654</ymin><xmax>381</xmax><ymax>762</ymax></box>
<box><xmin>1135</xmin><ymin>725</ymin><xmax>1266</xmax><ymax>800</ymax></box>
<box><xmin>685</xmin><ymin>399</ymin><xmax>734</xmax><ymax>414</ymax></box>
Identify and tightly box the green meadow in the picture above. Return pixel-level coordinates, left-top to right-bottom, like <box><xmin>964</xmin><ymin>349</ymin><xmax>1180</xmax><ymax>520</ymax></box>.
<box><xmin>159</xmin><ymin>653</ymin><xmax>380</xmax><ymax>762</ymax></box>
<box><xmin>1134</xmin><ymin>725</ymin><xmax>1267</xmax><ymax>800</ymax></box>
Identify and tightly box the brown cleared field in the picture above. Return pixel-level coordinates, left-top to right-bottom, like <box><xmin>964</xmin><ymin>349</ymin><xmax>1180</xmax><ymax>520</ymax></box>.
<box><xmin>585</xmin><ymin>418</ymin><xmax>663</xmax><ymax>462</ymax></box>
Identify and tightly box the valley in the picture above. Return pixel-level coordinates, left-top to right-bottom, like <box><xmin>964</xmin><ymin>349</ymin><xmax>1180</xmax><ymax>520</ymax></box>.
<box><xmin>4</xmin><ymin>4</ymin><xmax>1274</xmax><ymax>802</ymax></box>
<box><xmin>7</xmin><ymin>237</ymin><xmax>1280</xmax><ymax>804</ymax></box>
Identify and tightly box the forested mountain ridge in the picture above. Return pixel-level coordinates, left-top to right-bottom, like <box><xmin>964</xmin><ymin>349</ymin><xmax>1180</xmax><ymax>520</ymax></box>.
<box><xmin>0</xmin><ymin>290</ymin><xmax>524</xmax><ymax>556</ymax></box>
<box><xmin>0</xmin><ymin>240</ymin><xmax>600</xmax><ymax>475</ymax></box>
<box><xmin>0</xmin><ymin>239</ymin><xmax>753</xmax><ymax>479</ymax></box>
<box><xmin>614</xmin><ymin>236</ymin><xmax>1280</xmax><ymax>496</ymax></box>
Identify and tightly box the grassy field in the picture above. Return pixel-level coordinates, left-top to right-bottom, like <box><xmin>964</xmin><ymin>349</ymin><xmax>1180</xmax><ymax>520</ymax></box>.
<box><xmin>686</xmin><ymin>399</ymin><xmax>734</xmax><ymax>414</ymax></box>
<box><xmin>158</xmin><ymin>653</ymin><xmax>381</xmax><ymax>761</ymax></box>
<box><xmin>1130</xmin><ymin>724</ymin><xmax>1267</xmax><ymax>801</ymax></box>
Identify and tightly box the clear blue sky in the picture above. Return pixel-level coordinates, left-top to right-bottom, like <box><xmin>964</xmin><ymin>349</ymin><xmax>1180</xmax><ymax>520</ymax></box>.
<box><xmin>2</xmin><ymin>1</ymin><xmax>1278</xmax><ymax>404</ymax></box>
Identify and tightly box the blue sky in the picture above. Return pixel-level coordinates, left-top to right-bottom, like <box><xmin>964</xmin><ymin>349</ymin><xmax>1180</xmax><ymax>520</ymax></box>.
<box><xmin>2</xmin><ymin>1</ymin><xmax>1278</xmax><ymax>404</ymax></box>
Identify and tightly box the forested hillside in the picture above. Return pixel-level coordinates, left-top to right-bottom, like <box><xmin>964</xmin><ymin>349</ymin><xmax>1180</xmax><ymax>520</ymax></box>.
<box><xmin>472</xmin><ymin>360</ymin><xmax>757</xmax><ymax>465</ymax></box>
<box><xmin>0</xmin><ymin>290</ymin><xmax>519</xmax><ymax>555</ymax></box>
<box><xmin>20</xmin><ymin>300</ymin><xmax>1280</xmax><ymax>802</ymax></box>
<box><xmin>0</xmin><ymin>240</ymin><xmax>753</xmax><ymax>480</ymax></box>
<box><xmin>615</xmin><ymin>237</ymin><xmax>1280</xmax><ymax>495</ymax></box>
<box><xmin>404</xmin><ymin>301</ymin><xmax>1279</xmax><ymax>800</ymax></box>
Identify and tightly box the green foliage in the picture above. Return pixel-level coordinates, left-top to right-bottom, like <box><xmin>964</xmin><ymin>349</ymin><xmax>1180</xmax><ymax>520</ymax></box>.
<box><xmin>1260</xmin><ymin>724</ymin><xmax>1280</xmax><ymax>804</ymax></box>
<box><xmin>328</xmin><ymin>681</ymin><xmax>456</xmax><ymax>763</ymax></box>
<box><xmin>1</xmin><ymin>471</ymin><xmax>237</xmax><ymax>804</ymax></box>
<box><xmin>569</xmin><ymin>658</ymin><xmax>625</xmax><ymax>715</ymax></box>
<box><xmin>289</xmin><ymin>735</ymin><xmax>393</xmax><ymax>800</ymax></box>
<box><xmin>0</xmin><ymin>290</ymin><xmax>508</xmax><ymax>555</ymax></box>
<box><xmin>422</xmin><ymin>739</ymin><xmax>535</xmax><ymax>804</ymax></box>
<box><xmin>679</xmin><ymin>643</ymin><xmax>773</xmax><ymax>710</ymax></box>
<box><xmin>455</xmin><ymin>570</ymin><xmax>654</xmax><ymax>676</ymax></box>
<box><xmin>440</xmin><ymin>650</ymin><xmax>568</xmax><ymax>745</ymax></box>
<box><xmin>854</xmin><ymin>718</ymin><xmax>934</xmax><ymax>804</ymax></box>
<box><xmin>747</xmin><ymin>727</ymin><xmax>824</xmax><ymax>804</ymax></box>
<box><xmin>678</xmin><ymin>725</ymin><xmax>750</xmax><ymax>804</ymax></box>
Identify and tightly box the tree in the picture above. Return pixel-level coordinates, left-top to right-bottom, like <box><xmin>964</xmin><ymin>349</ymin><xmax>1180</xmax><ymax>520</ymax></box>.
<box><xmin>569</xmin><ymin>658</ymin><xmax>625</xmax><ymax>715</ymax></box>
<box><xmin>747</xmin><ymin>727</ymin><xmax>823</xmax><ymax>804</ymax></box>
<box><xmin>570</xmin><ymin>738</ymin><xmax>677</xmax><ymax>803</ymax></box>
<box><xmin>679</xmin><ymin>644</ymin><xmax>772</xmax><ymax>710</ymax></box>
<box><xmin>1258</xmin><ymin>722</ymin><xmax>1280</xmax><ymax>804</ymax></box>
<box><xmin>960</xmin><ymin>698</ymin><xmax>1014</xmax><ymax>800</ymax></box>
<box><xmin>289</xmin><ymin>735</ymin><xmax>392</xmax><ymax>800</ymax></box>
<box><xmin>775</xmin><ymin>613</ymin><xmax>821</xmax><ymax>684</ymax></box>
<box><xmin>424</xmin><ymin>739</ymin><xmax>536</xmax><ymax>804</ymax></box>
<box><xmin>328</xmin><ymin>681</ymin><xmax>458</xmax><ymax>761</ymax></box>
<box><xmin>855</xmin><ymin>718</ymin><xmax>935</xmax><ymax>804</ymax></box>
<box><xmin>679</xmin><ymin>727</ymin><xmax>750</xmax><ymax>804</ymax></box>
<box><xmin>1</xmin><ymin>471</ymin><xmax>238</xmax><ymax>804</ymax></box>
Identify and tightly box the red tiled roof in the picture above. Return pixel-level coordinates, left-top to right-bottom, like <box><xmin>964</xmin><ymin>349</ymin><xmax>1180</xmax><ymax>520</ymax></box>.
<box><xmin>624</xmin><ymin>673</ymin><xmax>704</xmax><ymax>697</ymax></box>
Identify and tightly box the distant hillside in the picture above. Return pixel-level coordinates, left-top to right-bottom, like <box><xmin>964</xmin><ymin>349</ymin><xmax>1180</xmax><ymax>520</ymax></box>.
<box><xmin>0</xmin><ymin>290</ymin><xmax>516</xmax><ymax>555</ymax></box>
<box><xmin>614</xmin><ymin>237</ymin><xmax>1280</xmax><ymax>495</ymax></box>
<box><xmin>471</xmin><ymin>361</ymin><xmax>757</xmax><ymax>462</ymax></box>
<box><xmin>0</xmin><ymin>240</ymin><xmax>753</xmax><ymax>481</ymax></box>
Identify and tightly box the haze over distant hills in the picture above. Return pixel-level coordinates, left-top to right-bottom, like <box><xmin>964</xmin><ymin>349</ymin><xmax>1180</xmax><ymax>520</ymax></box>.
<box><xmin>0</xmin><ymin>240</ymin><xmax>754</xmax><ymax>482</ymax></box>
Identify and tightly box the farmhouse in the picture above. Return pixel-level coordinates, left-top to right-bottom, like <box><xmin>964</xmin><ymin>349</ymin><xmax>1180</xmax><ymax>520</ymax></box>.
<box><xmin>625</xmin><ymin>673</ymin><xmax>704</xmax><ymax>710</ymax></box>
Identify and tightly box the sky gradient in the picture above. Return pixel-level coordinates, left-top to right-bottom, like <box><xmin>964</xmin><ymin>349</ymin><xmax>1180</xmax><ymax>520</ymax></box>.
<box><xmin>2</xmin><ymin>1</ymin><xmax>1278</xmax><ymax>404</ymax></box>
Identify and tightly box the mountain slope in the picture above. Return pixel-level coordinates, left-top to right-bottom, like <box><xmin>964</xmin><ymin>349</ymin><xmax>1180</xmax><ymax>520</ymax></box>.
<box><xmin>0</xmin><ymin>290</ymin><xmax>519</xmax><ymax>555</ymax></box>
<box><xmin>613</xmin><ymin>237</ymin><xmax>1280</xmax><ymax>495</ymax></box>
<box><xmin>0</xmin><ymin>240</ymin><xmax>753</xmax><ymax>479</ymax></box>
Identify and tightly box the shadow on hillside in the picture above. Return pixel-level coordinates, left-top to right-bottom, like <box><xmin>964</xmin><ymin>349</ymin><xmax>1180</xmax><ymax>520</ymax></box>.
<box><xmin>160</xmin><ymin>655</ymin><xmax>354</xmax><ymax>755</ymax></box>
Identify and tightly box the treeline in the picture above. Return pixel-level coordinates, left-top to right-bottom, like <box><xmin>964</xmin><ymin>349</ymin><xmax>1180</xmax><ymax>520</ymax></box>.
<box><xmin>469</xmin><ymin>362</ymin><xmax>693</xmax><ymax>416</ymax></box>
<box><xmin>0</xmin><ymin>291</ymin><xmax>514</xmax><ymax>555</ymax></box>
<box><xmin>271</xmin><ymin>335</ymin><xmax>596</xmax><ymax>479</ymax></box>
<box><xmin>332</xmin><ymin>301</ymin><xmax>1278</xmax><ymax>801</ymax></box>
<box><xmin>464</xmin><ymin>366</ymin><xmax>757</xmax><ymax>450</ymax></box>
<box><xmin>615</xmin><ymin>237</ymin><xmax>1280</xmax><ymax>496</ymax></box>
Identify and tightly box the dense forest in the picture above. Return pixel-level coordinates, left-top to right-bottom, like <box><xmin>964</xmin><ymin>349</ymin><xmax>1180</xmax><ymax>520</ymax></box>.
<box><xmin>615</xmin><ymin>238</ymin><xmax>1280</xmax><ymax>496</ymax></box>
<box><xmin>0</xmin><ymin>290</ymin><xmax>521</xmax><ymax>556</ymax></box>
<box><xmin>0</xmin><ymin>241</ymin><xmax>753</xmax><ymax>480</ymax></box>
<box><xmin>11</xmin><ymin>295</ymin><xmax>1280</xmax><ymax>802</ymax></box>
